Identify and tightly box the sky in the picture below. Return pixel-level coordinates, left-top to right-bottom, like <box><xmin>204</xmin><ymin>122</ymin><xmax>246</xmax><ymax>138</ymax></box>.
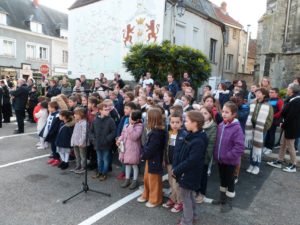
<box><xmin>41</xmin><ymin>0</ymin><xmax>267</xmax><ymax>38</ymax></box>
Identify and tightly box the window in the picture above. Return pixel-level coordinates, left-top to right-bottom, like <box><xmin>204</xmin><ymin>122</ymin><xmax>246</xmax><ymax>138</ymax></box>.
<box><xmin>0</xmin><ymin>13</ymin><xmax>7</xmax><ymax>25</ymax></box>
<box><xmin>60</xmin><ymin>29</ymin><xmax>68</xmax><ymax>39</ymax></box>
<box><xmin>26</xmin><ymin>42</ymin><xmax>49</xmax><ymax>61</ymax></box>
<box><xmin>30</xmin><ymin>22</ymin><xmax>43</xmax><ymax>33</ymax></box>
<box><xmin>225</xmin><ymin>54</ymin><xmax>233</xmax><ymax>71</ymax></box>
<box><xmin>63</xmin><ymin>50</ymin><xmax>68</xmax><ymax>63</ymax></box>
<box><xmin>175</xmin><ymin>23</ymin><xmax>186</xmax><ymax>46</ymax></box>
<box><xmin>209</xmin><ymin>39</ymin><xmax>217</xmax><ymax>63</ymax></box>
<box><xmin>0</xmin><ymin>37</ymin><xmax>16</xmax><ymax>57</ymax></box>
<box><xmin>232</xmin><ymin>29</ymin><xmax>237</xmax><ymax>39</ymax></box>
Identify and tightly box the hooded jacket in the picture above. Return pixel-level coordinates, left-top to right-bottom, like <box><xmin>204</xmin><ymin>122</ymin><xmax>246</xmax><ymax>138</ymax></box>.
<box><xmin>55</xmin><ymin>118</ymin><xmax>75</xmax><ymax>148</ymax></box>
<box><xmin>214</xmin><ymin>119</ymin><xmax>245</xmax><ymax>166</ymax></box>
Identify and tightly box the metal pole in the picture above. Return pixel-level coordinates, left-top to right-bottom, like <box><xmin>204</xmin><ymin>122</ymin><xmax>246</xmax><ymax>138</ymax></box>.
<box><xmin>244</xmin><ymin>24</ymin><xmax>251</xmax><ymax>74</ymax></box>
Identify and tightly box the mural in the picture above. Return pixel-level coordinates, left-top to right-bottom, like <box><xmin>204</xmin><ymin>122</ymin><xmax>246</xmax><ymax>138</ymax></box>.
<box><xmin>69</xmin><ymin>0</ymin><xmax>165</xmax><ymax>79</ymax></box>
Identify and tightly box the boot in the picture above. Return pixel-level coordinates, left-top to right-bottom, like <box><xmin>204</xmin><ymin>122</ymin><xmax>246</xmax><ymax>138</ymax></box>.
<box><xmin>212</xmin><ymin>191</ymin><xmax>226</xmax><ymax>205</ymax></box>
<box><xmin>121</xmin><ymin>179</ymin><xmax>131</xmax><ymax>188</ymax></box>
<box><xmin>129</xmin><ymin>180</ymin><xmax>138</xmax><ymax>190</ymax></box>
<box><xmin>221</xmin><ymin>196</ymin><xmax>233</xmax><ymax>213</ymax></box>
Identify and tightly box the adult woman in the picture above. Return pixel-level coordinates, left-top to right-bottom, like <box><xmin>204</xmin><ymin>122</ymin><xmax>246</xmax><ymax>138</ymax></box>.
<box><xmin>73</xmin><ymin>78</ymin><xmax>84</xmax><ymax>93</ymax></box>
<box><xmin>92</xmin><ymin>78</ymin><xmax>107</xmax><ymax>99</ymax></box>
<box><xmin>61</xmin><ymin>76</ymin><xmax>72</xmax><ymax>97</ymax></box>
<box><xmin>260</xmin><ymin>77</ymin><xmax>272</xmax><ymax>91</ymax></box>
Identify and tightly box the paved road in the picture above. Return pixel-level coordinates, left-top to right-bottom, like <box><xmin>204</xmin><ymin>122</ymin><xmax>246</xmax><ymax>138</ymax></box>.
<box><xmin>0</xmin><ymin>122</ymin><xmax>299</xmax><ymax>225</ymax></box>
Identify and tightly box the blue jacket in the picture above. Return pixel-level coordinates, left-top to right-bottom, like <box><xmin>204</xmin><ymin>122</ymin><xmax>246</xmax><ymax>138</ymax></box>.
<box><xmin>55</xmin><ymin>119</ymin><xmax>75</xmax><ymax>148</ymax></box>
<box><xmin>168</xmin><ymin>81</ymin><xmax>179</xmax><ymax>97</ymax></box>
<box><xmin>116</xmin><ymin>115</ymin><xmax>129</xmax><ymax>137</ymax></box>
<box><xmin>141</xmin><ymin>129</ymin><xmax>166</xmax><ymax>174</ymax></box>
<box><xmin>39</xmin><ymin>111</ymin><xmax>61</xmax><ymax>143</ymax></box>
<box><xmin>238</xmin><ymin>104</ymin><xmax>250</xmax><ymax>133</ymax></box>
<box><xmin>173</xmin><ymin>130</ymin><xmax>208</xmax><ymax>191</ymax></box>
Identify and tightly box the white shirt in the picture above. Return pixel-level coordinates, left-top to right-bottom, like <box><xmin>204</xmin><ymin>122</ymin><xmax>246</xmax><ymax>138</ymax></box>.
<box><xmin>142</xmin><ymin>78</ymin><xmax>154</xmax><ymax>88</ymax></box>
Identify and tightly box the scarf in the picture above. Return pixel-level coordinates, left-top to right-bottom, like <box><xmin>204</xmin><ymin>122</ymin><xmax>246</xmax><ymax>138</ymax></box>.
<box><xmin>203</xmin><ymin>120</ymin><xmax>214</xmax><ymax>129</ymax></box>
<box><xmin>245</xmin><ymin>103</ymin><xmax>270</xmax><ymax>163</ymax></box>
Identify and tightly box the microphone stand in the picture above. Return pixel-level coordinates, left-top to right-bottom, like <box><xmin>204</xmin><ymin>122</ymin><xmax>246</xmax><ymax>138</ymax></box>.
<box><xmin>63</xmin><ymin>89</ymin><xmax>111</xmax><ymax>204</ymax></box>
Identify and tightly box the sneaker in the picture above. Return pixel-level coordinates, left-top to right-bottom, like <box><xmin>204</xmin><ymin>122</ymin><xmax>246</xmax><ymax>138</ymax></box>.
<box><xmin>75</xmin><ymin>168</ymin><xmax>85</xmax><ymax>174</ymax></box>
<box><xmin>116</xmin><ymin>172</ymin><xmax>125</xmax><ymax>180</ymax></box>
<box><xmin>61</xmin><ymin>162</ymin><xmax>69</xmax><ymax>170</ymax></box>
<box><xmin>251</xmin><ymin>166</ymin><xmax>260</xmax><ymax>175</ymax></box>
<box><xmin>162</xmin><ymin>199</ymin><xmax>175</xmax><ymax>208</ymax></box>
<box><xmin>246</xmin><ymin>165</ymin><xmax>254</xmax><ymax>173</ymax></box>
<box><xmin>195</xmin><ymin>194</ymin><xmax>204</xmax><ymax>204</ymax></box>
<box><xmin>99</xmin><ymin>174</ymin><xmax>107</xmax><ymax>181</ymax></box>
<box><xmin>36</xmin><ymin>142</ymin><xmax>41</xmax><ymax>147</ymax></box>
<box><xmin>58</xmin><ymin>162</ymin><xmax>65</xmax><ymax>168</ymax></box>
<box><xmin>145</xmin><ymin>202</ymin><xmax>158</xmax><ymax>208</ymax></box>
<box><xmin>92</xmin><ymin>172</ymin><xmax>102</xmax><ymax>179</ymax></box>
<box><xmin>47</xmin><ymin>159</ymin><xmax>56</xmax><ymax>164</ymax></box>
<box><xmin>70</xmin><ymin>166</ymin><xmax>81</xmax><ymax>172</ymax></box>
<box><xmin>51</xmin><ymin>159</ymin><xmax>61</xmax><ymax>167</ymax></box>
<box><xmin>137</xmin><ymin>196</ymin><xmax>147</xmax><ymax>203</ymax></box>
<box><xmin>267</xmin><ymin>160</ymin><xmax>282</xmax><ymax>169</ymax></box>
<box><xmin>263</xmin><ymin>147</ymin><xmax>272</xmax><ymax>155</ymax></box>
<box><xmin>129</xmin><ymin>180</ymin><xmax>138</xmax><ymax>190</ymax></box>
<box><xmin>283</xmin><ymin>164</ymin><xmax>296</xmax><ymax>173</ymax></box>
<box><xmin>121</xmin><ymin>179</ymin><xmax>131</xmax><ymax>188</ymax></box>
<box><xmin>37</xmin><ymin>146</ymin><xmax>46</xmax><ymax>150</ymax></box>
<box><xmin>171</xmin><ymin>203</ymin><xmax>183</xmax><ymax>213</ymax></box>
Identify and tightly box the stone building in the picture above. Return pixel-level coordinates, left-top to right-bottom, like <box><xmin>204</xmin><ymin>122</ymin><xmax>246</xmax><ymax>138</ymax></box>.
<box><xmin>68</xmin><ymin>0</ymin><xmax>225</xmax><ymax>83</ymax></box>
<box><xmin>256</xmin><ymin>0</ymin><xmax>300</xmax><ymax>88</ymax></box>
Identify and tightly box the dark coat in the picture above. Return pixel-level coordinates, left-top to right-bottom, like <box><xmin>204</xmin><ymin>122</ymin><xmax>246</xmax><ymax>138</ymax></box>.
<box><xmin>40</xmin><ymin>111</ymin><xmax>61</xmax><ymax>143</ymax></box>
<box><xmin>168</xmin><ymin>81</ymin><xmax>179</xmax><ymax>97</ymax></box>
<box><xmin>141</xmin><ymin>129</ymin><xmax>166</xmax><ymax>174</ymax></box>
<box><xmin>11</xmin><ymin>84</ymin><xmax>29</xmax><ymax>110</ymax></box>
<box><xmin>81</xmin><ymin>81</ymin><xmax>90</xmax><ymax>91</ymax></box>
<box><xmin>0</xmin><ymin>86</ymin><xmax>3</xmax><ymax>108</ymax></box>
<box><xmin>28</xmin><ymin>91</ymin><xmax>38</xmax><ymax>108</ymax></box>
<box><xmin>46</xmin><ymin>85</ymin><xmax>61</xmax><ymax>98</ymax></box>
<box><xmin>90</xmin><ymin>115</ymin><xmax>116</xmax><ymax>150</ymax></box>
<box><xmin>164</xmin><ymin>129</ymin><xmax>188</xmax><ymax>165</ymax></box>
<box><xmin>1</xmin><ymin>85</ymin><xmax>10</xmax><ymax>105</ymax></box>
<box><xmin>55</xmin><ymin>120</ymin><xmax>75</xmax><ymax>148</ymax></box>
<box><xmin>173</xmin><ymin>130</ymin><xmax>208</xmax><ymax>191</ymax></box>
<box><xmin>281</xmin><ymin>94</ymin><xmax>300</xmax><ymax>139</ymax></box>
<box><xmin>116</xmin><ymin>115</ymin><xmax>129</xmax><ymax>137</ymax></box>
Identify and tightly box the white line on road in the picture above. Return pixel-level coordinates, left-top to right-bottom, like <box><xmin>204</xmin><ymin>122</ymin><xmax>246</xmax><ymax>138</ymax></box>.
<box><xmin>0</xmin><ymin>154</ymin><xmax>49</xmax><ymax>169</ymax></box>
<box><xmin>0</xmin><ymin>132</ymin><xmax>37</xmax><ymax>140</ymax></box>
<box><xmin>78</xmin><ymin>174</ymin><xmax>168</xmax><ymax>225</ymax></box>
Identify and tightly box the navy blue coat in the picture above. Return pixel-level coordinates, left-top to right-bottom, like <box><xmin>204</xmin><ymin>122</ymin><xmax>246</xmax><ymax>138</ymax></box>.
<box><xmin>11</xmin><ymin>84</ymin><xmax>29</xmax><ymax>110</ymax></box>
<box><xmin>46</xmin><ymin>85</ymin><xmax>61</xmax><ymax>98</ymax></box>
<box><xmin>55</xmin><ymin>120</ymin><xmax>75</xmax><ymax>148</ymax></box>
<box><xmin>168</xmin><ymin>81</ymin><xmax>179</xmax><ymax>97</ymax></box>
<box><xmin>39</xmin><ymin>111</ymin><xmax>61</xmax><ymax>143</ymax></box>
<box><xmin>141</xmin><ymin>129</ymin><xmax>166</xmax><ymax>174</ymax></box>
<box><xmin>173</xmin><ymin>130</ymin><xmax>208</xmax><ymax>191</ymax></box>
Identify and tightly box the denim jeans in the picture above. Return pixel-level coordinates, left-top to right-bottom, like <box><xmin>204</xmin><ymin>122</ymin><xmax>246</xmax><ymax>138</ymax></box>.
<box><xmin>96</xmin><ymin>149</ymin><xmax>110</xmax><ymax>175</ymax></box>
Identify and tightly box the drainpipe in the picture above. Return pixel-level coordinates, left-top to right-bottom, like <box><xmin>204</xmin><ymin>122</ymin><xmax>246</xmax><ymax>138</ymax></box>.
<box><xmin>244</xmin><ymin>25</ymin><xmax>250</xmax><ymax>74</ymax></box>
<box><xmin>284</xmin><ymin>0</ymin><xmax>292</xmax><ymax>43</ymax></box>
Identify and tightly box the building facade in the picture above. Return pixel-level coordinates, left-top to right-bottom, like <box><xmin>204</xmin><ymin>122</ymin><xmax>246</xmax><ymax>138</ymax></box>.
<box><xmin>213</xmin><ymin>2</ymin><xmax>250</xmax><ymax>81</ymax></box>
<box><xmin>256</xmin><ymin>0</ymin><xmax>300</xmax><ymax>88</ymax></box>
<box><xmin>0</xmin><ymin>0</ymin><xmax>68</xmax><ymax>80</ymax></box>
<box><xmin>68</xmin><ymin>0</ymin><xmax>225</xmax><ymax>84</ymax></box>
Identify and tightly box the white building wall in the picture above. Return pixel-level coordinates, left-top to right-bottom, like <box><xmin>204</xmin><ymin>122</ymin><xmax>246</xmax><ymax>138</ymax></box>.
<box><xmin>51</xmin><ymin>39</ymin><xmax>68</xmax><ymax>75</ymax></box>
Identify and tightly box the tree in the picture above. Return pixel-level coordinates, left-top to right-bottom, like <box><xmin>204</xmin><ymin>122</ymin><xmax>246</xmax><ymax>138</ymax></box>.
<box><xmin>123</xmin><ymin>41</ymin><xmax>211</xmax><ymax>88</ymax></box>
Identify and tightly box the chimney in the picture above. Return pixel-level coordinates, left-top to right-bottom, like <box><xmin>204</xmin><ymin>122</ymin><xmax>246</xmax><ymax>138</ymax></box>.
<box><xmin>33</xmin><ymin>0</ymin><xmax>39</xmax><ymax>8</ymax></box>
<box><xmin>221</xmin><ymin>2</ymin><xmax>227</xmax><ymax>14</ymax></box>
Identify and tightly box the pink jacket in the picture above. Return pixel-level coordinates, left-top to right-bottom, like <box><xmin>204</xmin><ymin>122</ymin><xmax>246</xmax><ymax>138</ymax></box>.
<box><xmin>118</xmin><ymin>123</ymin><xmax>143</xmax><ymax>165</ymax></box>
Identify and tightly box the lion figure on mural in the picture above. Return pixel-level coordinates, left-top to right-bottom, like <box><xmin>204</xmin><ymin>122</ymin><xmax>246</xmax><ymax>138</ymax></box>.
<box><xmin>146</xmin><ymin>20</ymin><xmax>160</xmax><ymax>42</ymax></box>
<box><xmin>123</xmin><ymin>24</ymin><xmax>135</xmax><ymax>46</ymax></box>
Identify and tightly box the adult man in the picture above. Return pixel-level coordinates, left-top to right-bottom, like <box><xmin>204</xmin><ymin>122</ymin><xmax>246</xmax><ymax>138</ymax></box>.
<box><xmin>267</xmin><ymin>83</ymin><xmax>300</xmax><ymax>173</ymax></box>
<box><xmin>46</xmin><ymin>79</ymin><xmax>61</xmax><ymax>98</ymax></box>
<box><xmin>142</xmin><ymin>72</ymin><xmax>154</xmax><ymax>88</ymax></box>
<box><xmin>0</xmin><ymin>84</ymin><xmax>3</xmax><ymax>128</ymax></box>
<box><xmin>182</xmin><ymin>72</ymin><xmax>192</xmax><ymax>85</ymax></box>
<box><xmin>10</xmin><ymin>79</ymin><xmax>29</xmax><ymax>134</ymax></box>
<box><xmin>0</xmin><ymin>80</ymin><xmax>12</xmax><ymax>123</ymax></box>
<box><xmin>167</xmin><ymin>73</ymin><xmax>179</xmax><ymax>97</ymax></box>
<box><xmin>80</xmin><ymin>74</ymin><xmax>90</xmax><ymax>91</ymax></box>
<box><xmin>113</xmin><ymin>73</ymin><xmax>125</xmax><ymax>89</ymax></box>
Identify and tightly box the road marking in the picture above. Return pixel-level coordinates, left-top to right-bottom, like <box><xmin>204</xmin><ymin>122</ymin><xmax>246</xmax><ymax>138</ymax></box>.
<box><xmin>0</xmin><ymin>132</ymin><xmax>37</xmax><ymax>140</ymax></box>
<box><xmin>78</xmin><ymin>174</ymin><xmax>168</xmax><ymax>225</ymax></box>
<box><xmin>0</xmin><ymin>154</ymin><xmax>49</xmax><ymax>169</ymax></box>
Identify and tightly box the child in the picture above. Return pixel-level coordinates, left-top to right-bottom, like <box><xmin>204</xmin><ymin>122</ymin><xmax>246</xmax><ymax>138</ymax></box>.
<box><xmin>117</xmin><ymin>110</ymin><xmax>143</xmax><ymax>190</ymax></box>
<box><xmin>71</xmin><ymin>107</ymin><xmax>87</xmax><ymax>174</ymax></box>
<box><xmin>196</xmin><ymin>106</ymin><xmax>217</xmax><ymax>203</ymax></box>
<box><xmin>264</xmin><ymin>88</ymin><xmax>284</xmax><ymax>154</ymax></box>
<box><xmin>162</xmin><ymin>112</ymin><xmax>187</xmax><ymax>213</ymax></box>
<box><xmin>55</xmin><ymin>110</ymin><xmax>75</xmax><ymax>169</ymax></box>
<box><xmin>116</xmin><ymin>102</ymin><xmax>138</xmax><ymax>180</ymax></box>
<box><xmin>137</xmin><ymin>108</ymin><xmax>166</xmax><ymax>208</ymax></box>
<box><xmin>68</xmin><ymin>96</ymin><xmax>80</xmax><ymax>113</ymax></box>
<box><xmin>245</xmin><ymin>88</ymin><xmax>273</xmax><ymax>175</ymax></box>
<box><xmin>41</xmin><ymin>101</ymin><xmax>61</xmax><ymax>166</ymax></box>
<box><xmin>90</xmin><ymin>103</ymin><xmax>116</xmax><ymax>181</ymax></box>
<box><xmin>213</xmin><ymin>102</ymin><xmax>245</xmax><ymax>213</ymax></box>
<box><xmin>163</xmin><ymin>91</ymin><xmax>174</xmax><ymax>116</ymax></box>
<box><xmin>172</xmin><ymin>110</ymin><xmax>208</xmax><ymax>225</ymax></box>
<box><xmin>81</xmin><ymin>95</ymin><xmax>88</xmax><ymax>111</ymax></box>
<box><xmin>35</xmin><ymin>101</ymin><xmax>49</xmax><ymax>150</ymax></box>
<box><xmin>181</xmin><ymin>95</ymin><xmax>193</xmax><ymax>112</ymax></box>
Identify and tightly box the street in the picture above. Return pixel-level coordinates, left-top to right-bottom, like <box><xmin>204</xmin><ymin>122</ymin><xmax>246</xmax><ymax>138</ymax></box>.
<box><xmin>0</xmin><ymin>121</ymin><xmax>299</xmax><ymax>225</ymax></box>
